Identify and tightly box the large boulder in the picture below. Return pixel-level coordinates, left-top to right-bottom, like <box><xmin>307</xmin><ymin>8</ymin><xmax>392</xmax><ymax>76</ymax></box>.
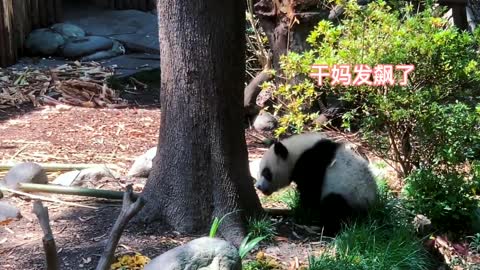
<box><xmin>61</xmin><ymin>36</ymin><xmax>114</xmax><ymax>58</ymax></box>
<box><xmin>127</xmin><ymin>147</ymin><xmax>157</xmax><ymax>177</ymax></box>
<box><xmin>2</xmin><ymin>162</ymin><xmax>48</xmax><ymax>189</ymax></box>
<box><xmin>51</xmin><ymin>23</ymin><xmax>85</xmax><ymax>40</ymax></box>
<box><xmin>144</xmin><ymin>237</ymin><xmax>241</xmax><ymax>270</ymax></box>
<box><xmin>25</xmin><ymin>28</ymin><xmax>65</xmax><ymax>56</ymax></box>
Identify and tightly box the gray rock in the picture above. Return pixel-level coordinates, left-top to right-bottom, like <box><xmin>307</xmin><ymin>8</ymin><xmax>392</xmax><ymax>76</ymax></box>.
<box><xmin>65</xmin><ymin>9</ymin><xmax>159</xmax><ymax>54</ymax></box>
<box><xmin>51</xmin><ymin>23</ymin><xmax>86</xmax><ymax>40</ymax></box>
<box><xmin>253</xmin><ymin>111</ymin><xmax>277</xmax><ymax>132</ymax></box>
<box><xmin>25</xmin><ymin>28</ymin><xmax>65</xmax><ymax>56</ymax></box>
<box><xmin>127</xmin><ymin>147</ymin><xmax>157</xmax><ymax>177</ymax></box>
<box><xmin>144</xmin><ymin>237</ymin><xmax>241</xmax><ymax>270</ymax></box>
<box><xmin>0</xmin><ymin>202</ymin><xmax>21</xmax><ymax>222</ymax></box>
<box><xmin>52</xmin><ymin>166</ymin><xmax>119</xmax><ymax>187</ymax></box>
<box><xmin>80</xmin><ymin>39</ymin><xmax>125</xmax><ymax>61</ymax></box>
<box><xmin>3</xmin><ymin>162</ymin><xmax>48</xmax><ymax>189</ymax></box>
<box><xmin>314</xmin><ymin>114</ymin><xmax>329</xmax><ymax>126</ymax></box>
<box><xmin>61</xmin><ymin>36</ymin><xmax>114</xmax><ymax>58</ymax></box>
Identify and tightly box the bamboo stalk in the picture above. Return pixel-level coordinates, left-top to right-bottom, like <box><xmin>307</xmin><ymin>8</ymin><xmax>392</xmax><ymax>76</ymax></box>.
<box><xmin>0</xmin><ymin>186</ymin><xmax>97</xmax><ymax>209</ymax></box>
<box><xmin>0</xmin><ymin>163</ymin><xmax>121</xmax><ymax>172</ymax></box>
<box><xmin>17</xmin><ymin>183</ymin><xmax>133</xmax><ymax>200</ymax></box>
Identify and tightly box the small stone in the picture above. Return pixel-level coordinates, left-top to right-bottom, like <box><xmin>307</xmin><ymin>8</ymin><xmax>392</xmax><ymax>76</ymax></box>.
<box><xmin>51</xmin><ymin>23</ymin><xmax>86</xmax><ymax>40</ymax></box>
<box><xmin>25</xmin><ymin>28</ymin><xmax>65</xmax><ymax>56</ymax></box>
<box><xmin>253</xmin><ymin>111</ymin><xmax>277</xmax><ymax>132</ymax></box>
<box><xmin>314</xmin><ymin>114</ymin><xmax>329</xmax><ymax>126</ymax></box>
<box><xmin>3</xmin><ymin>162</ymin><xmax>48</xmax><ymax>189</ymax></box>
<box><xmin>144</xmin><ymin>237</ymin><xmax>241</xmax><ymax>270</ymax></box>
<box><xmin>0</xmin><ymin>202</ymin><xmax>21</xmax><ymax>222</ymax></box>
<box><xmin>127</xmin><ymin>147</ymin><xmax>157</xmax><ymax>177</ymax></box>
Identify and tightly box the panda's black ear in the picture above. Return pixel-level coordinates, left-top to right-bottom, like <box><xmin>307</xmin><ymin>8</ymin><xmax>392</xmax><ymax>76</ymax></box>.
<box><xmin>274</xmin><ymin>142</ymin><xmax>288</xmax><ymax>160</ymax></box>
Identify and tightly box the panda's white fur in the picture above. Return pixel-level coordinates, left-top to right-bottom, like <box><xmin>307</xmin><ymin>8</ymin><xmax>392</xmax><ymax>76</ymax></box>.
<box><xmin>255</xmin><ymin>132</ymin><xmax>378</xmax><ymax>226</ymax></box>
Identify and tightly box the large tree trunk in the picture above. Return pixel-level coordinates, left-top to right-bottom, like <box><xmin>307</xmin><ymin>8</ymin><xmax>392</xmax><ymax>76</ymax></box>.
<box><xmin>138</xmin><ymin>0</ymin><xmax>263</xmax><ymax>245</ymax></box>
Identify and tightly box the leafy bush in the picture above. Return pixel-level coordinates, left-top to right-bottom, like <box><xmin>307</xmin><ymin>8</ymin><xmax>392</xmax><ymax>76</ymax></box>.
<box><xmin>269</xmin><ymin>0</ymin><xmax>480</xmax><ymax>176</ymax></box>
<box><xmin>403</xmin><ymin>164</ymin><xmax>480</xmax><ymax>233</ymax></box>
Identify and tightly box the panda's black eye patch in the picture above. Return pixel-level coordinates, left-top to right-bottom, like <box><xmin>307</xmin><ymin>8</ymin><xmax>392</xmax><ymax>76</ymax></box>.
<box><xmin>261</xmin><ymin>168</ymin><xmax>272</xmax><ymax>182</ymax></box>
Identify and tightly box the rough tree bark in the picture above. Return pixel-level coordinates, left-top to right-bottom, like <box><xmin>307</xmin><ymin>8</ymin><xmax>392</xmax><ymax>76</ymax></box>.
<box><xmin>138</xmin><ymin>0</ymin><xmax>263</xmax><ymax>245</ymax></box>
<box><xmin>254</xmin><ymin>0</ymin><xmax>330</xmax><ymax>72</ymax></box>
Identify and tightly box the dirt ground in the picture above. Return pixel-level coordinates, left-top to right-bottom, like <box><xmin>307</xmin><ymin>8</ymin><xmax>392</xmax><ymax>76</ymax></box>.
<box><xmin>0</xmin><ymin>104</ymin><xmax>327</xmax><ymax>270</ymax></box>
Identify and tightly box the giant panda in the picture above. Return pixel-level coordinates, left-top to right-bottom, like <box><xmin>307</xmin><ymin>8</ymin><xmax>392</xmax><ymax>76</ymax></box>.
<box><xmin>255</xmin><ymin>132</ymin><xmax>378</xmax><ymax>235</ymax></box>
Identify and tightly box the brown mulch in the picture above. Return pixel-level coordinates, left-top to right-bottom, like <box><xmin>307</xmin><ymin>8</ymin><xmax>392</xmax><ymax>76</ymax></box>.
<box><xmin>0</xmin><ymin>104</ymin><xmax>322</xmax><ymax>270</ymax></box>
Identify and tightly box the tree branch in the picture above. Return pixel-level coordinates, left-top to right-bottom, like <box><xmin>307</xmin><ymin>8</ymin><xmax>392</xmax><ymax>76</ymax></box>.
<box><xmin>96</xmin><ymin>185</ymin><xmax>145</xmax><ymax>270</ymax></box>
<box><xmin>244</xmin><ymin>70</ymin><xmax>274</xmax><ymax>119</ymax></box>
<box><xmin>32</xmin><ymin>201</ymin><xmax>59</xmax><ymax>270</ymax></box>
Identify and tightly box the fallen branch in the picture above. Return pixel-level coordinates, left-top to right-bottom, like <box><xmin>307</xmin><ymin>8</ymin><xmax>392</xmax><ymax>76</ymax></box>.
<box><xmin>0</xmin><ymin>163</ymin><xmax>121</xmax><ymax>172</ymax></box>
<box><xmin>96</xmin><ymin>185</ymin><xmax>145</xmax><ymax>270</ymax></box>
<box><xmin>18</xmin><ymin>183</ymin><xmax>132</xmax><ymax>200</ymax></box>
<box><xmin>33</xmin><ymin>201</ymin><xmax>60</xmax><ymax>270</ymax></box>
<box><xmin>244</xmin><ymin>71</ymin><xmax>273</xmax><ymax>118</ymax></box>
<box><xmin>0</xmin><ymin>186</ymin><xmax>97</xmax><ymax>209</ymax></box>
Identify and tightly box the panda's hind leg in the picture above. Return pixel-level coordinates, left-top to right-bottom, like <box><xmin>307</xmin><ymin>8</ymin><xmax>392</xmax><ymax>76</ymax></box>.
<box><xmin>318</xmin><ymin>193</ymin><xmax>360</xmax><ymax>236</ymax></box>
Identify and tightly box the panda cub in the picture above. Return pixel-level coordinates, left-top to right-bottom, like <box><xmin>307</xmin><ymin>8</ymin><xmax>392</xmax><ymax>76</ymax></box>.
<box><xmin>255</xmin><ymin>132</ymin><xmax>378</xmax><ymax>234</ymax></box>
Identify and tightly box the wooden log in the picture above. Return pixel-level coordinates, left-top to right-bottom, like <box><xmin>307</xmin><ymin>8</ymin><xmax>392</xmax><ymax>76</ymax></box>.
<box><xmin>39</xmin><ymin>0</ymin><xmax>48</xmax><ymax>27</ymax></box>
<box><xmin>46</xmin><ymin>0</ymin><xmax>55</xmax><ymax>25</ymax></box>
<box><xmin>147</xmin><ymin>0</ymin><xmax>156</xmax><ymax>10</ymax></box>
<box><xmin>54</xmin><ymin>0</ymin><xmax>63</xmax><ymax>23</ymax></box>
<box><xmin>31</xmin><ymin>0</ymin><xmax>40</xmax><ymax>28</ymax></box>
<box><xmin>33</xmin><ymin>201</ymin><xmax>60</xmax><ymax>270</ymax></box>
<box><xmin>139</xmin><ymin>0</ymin><xmax>147</xmax><ymax>11</ymax></box>
<box><xmin>0</xmin><ymin>1</ymin><xmax>8</xmax><ymax>67</ymax></box>
<box><xmin>452</xmin><ymin>5</ymin><xmax>468</xmax><ymax>30</ymax></box>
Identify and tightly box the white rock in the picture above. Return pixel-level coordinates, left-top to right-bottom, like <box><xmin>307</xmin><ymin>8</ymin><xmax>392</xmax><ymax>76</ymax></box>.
<box><xmin>253</xmin><ymin>111</ymin><xmax>277</xmax><ymax>132</ymax></box>
<box><xmin>3</xmin><ymin>162</ymin><xmax>48</xmax><ymax>189</ymax></box>
<box><xmin>127</xmin><ymin>147</ymin><xmax>157</xmax><ymax>177</ymax></box>
<box><xmin>52</xmin><ymin>166</ymin><xmax>119</xmax><ymax>187</ymax></box>
<box><xmin>0</xmin><ymin>202</ymin><xmax>21</xmax><ymax>222</ymax></box>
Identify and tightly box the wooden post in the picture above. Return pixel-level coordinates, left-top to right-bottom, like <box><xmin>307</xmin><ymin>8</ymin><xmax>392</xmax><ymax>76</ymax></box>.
<box><xmin>0</xmin><ymin>0</ymin><xmax>62</xmax><ymax>67</ymax></box>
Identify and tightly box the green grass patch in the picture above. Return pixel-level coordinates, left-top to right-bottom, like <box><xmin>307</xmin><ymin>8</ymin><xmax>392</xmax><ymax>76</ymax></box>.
<box><xmin>308</xmin><ymin>187</ymin><xmax>433</xmax><ymax>270</ymax></box>
<box><xmin>308</xmin><ymin>223</ymin><xmax>432</xmax><ymax>270</ymax></box>
<box><xmin>247</xmin><ymin>215</ymin><xmax>276</xmax><ymax>242</ymax></box>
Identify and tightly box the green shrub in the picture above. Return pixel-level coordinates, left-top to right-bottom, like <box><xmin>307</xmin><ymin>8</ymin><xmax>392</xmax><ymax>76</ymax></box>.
<box><xmin>468</xmin><ymin>233</ymin><xmax>480</xmax><ymax>253</ymax></box>
<box><xmin>269</xmin><ymin>0</ymin><xmax>480</xmax><ymax>177</ymax></box>
<box><xmin>403</xmin><ymin>165</ymin><xmax>480</xmax><ymax>233</ymax></box>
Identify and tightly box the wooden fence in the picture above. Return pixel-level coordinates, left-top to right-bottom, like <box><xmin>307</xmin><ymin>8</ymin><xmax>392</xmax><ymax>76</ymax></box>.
<box><xmin>0</xmin><ymin>0</ymin><xmax>63</xmax><ymax>67</ymax></box>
